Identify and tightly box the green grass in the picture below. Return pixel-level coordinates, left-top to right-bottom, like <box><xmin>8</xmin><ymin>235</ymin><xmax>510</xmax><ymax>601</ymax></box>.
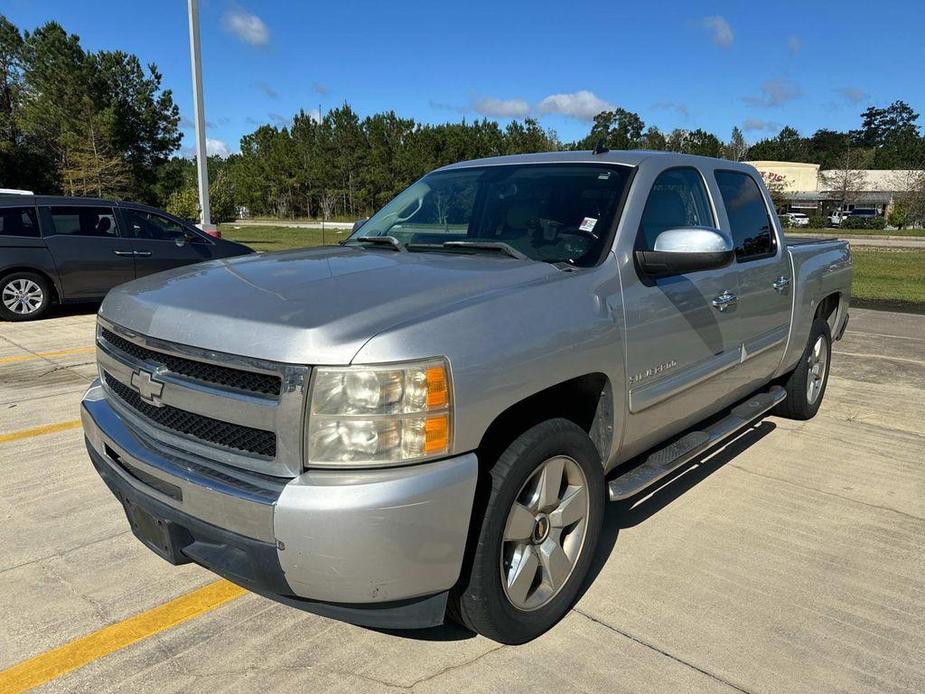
<box><xmin>221</xmin><ymin>224</ymin><xmax>925</xmax><ymax>307</ymax></box>
<box><xmin>851</xmin><ymin>248</ymin><xmax>925</xmax><ymax>304</ymax></box>
<box><xmin>220</xmin><ymin>224</ymin><xmax>347</xmax><ymax>252</ymax></box>
<box><xmin>797</xmin><ymin>226</ymin><xmax>925</xmax><ymax>238</ymax></box>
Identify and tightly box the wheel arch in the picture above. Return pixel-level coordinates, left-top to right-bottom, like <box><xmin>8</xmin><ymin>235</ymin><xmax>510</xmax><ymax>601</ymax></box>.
<box><xmin>475</xmin><ymin>373</ymin><xmax>613</xmax><ymax>473</ymax></box>
<box><xmin>0</xmin><ymin>266</ymin><xmax>60</xmax><ymax>305</ymax></box>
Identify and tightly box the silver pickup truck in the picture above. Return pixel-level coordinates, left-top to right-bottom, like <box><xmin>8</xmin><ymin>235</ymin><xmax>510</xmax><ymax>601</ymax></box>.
<box><xmin>81</xmin><ymin>151</ymin><xmax>851</xmax><ymax>644</ymax></box>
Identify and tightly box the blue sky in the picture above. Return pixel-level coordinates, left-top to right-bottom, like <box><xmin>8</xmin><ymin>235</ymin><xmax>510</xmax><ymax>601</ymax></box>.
<box><xmin>3</xmin><ymin>0</ymin><xmax>924</xmax><ymax>156</ymax></box>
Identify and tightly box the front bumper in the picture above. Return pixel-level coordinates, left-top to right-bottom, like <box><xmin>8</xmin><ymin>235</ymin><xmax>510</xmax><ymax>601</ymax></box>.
<box><xmin>81</xmin><ymin>380</ymin><xmax>478</xmax><ymax>628</ymax></box>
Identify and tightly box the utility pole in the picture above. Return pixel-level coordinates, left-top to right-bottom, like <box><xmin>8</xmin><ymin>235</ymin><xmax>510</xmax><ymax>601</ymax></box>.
<box><xmin>187</xmin><ymin>0</ymin><xmax>215</xmax><ymax>232</ymax></box>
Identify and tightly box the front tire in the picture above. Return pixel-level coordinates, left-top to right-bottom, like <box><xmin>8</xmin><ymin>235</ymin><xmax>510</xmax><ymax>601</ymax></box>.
<box><xmin>773</xmin><ymin>316</ymin><xmax>832</xmax><ymax>420</ymax></box>
<box><xmin>0</xmin><ymin>272</ymin><xmax>51</xmax><ymax>322</ymax></box>
<box><xmin>450</xmin><ymin>418</ymin><xmax>605</xmax><ymax>644</ymax></box>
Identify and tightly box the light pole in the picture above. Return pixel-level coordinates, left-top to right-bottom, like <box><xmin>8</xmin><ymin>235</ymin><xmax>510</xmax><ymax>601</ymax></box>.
<box><xmin>187</xmin><ymin>0</ymin><xmax>215</xmax><ymax>232</ymax></box>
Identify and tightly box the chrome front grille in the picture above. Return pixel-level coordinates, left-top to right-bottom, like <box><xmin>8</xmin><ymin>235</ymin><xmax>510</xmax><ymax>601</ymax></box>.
<box><xmin>103</xmin><ymin>372</ymin><xmax>277</xmax><ymax>457</ymax></box>
<box><xmin>99</xmin><ymin>328</ymin><xmax>281</xmax><ymax>397</ymax></box>
<box><xmin>96</xmin><ymin>318</ymin><xmax>308</xmax><ymax>477</ymax></box>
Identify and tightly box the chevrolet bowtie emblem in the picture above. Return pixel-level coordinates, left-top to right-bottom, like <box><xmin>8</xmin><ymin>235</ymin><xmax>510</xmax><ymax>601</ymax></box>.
<box><xmin>130</xmin><ymin>369</ymin><xmax>165</xmax><ymax>406</ymax></box>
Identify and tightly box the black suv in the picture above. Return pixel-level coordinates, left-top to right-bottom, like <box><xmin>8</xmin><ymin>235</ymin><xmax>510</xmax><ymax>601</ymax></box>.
<box><xmin>0</xmin><ymin>195</ymin><xmax>252</xmax><ymax>321</ymax></box>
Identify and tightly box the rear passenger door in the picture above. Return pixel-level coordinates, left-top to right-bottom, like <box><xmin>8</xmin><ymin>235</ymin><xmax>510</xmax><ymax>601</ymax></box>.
<box><xmin>41</xmin><ymin>205</ymin><xmax>136</xmax><ymax>299</ymax></box>
<box><xmin>713</xmin><ymin>171</ymin><xmax>792</xmax><ymax>385</ymax></box>
<box><xmin>120</xmin><ymin>207</ymin><xmax>217</xmax><ymax>278</ymax></box>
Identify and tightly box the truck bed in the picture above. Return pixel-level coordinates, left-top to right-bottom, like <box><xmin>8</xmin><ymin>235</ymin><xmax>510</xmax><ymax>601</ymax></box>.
<box><xmin>785</xmin><ymin>235</ymin><xmax>844</xmax><ymax>247</ymax></box>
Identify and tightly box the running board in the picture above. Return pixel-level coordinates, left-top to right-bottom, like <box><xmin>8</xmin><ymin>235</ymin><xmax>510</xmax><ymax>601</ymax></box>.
<box><xmin>608</xmin><ymin>385</ymin><xmax>786</xmax><ymax>501</ymax></box>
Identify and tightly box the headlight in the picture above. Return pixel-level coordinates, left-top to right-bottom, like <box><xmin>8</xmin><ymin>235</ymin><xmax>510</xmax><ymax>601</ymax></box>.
<box><xmin>306</xmin><ymin>359</ymin><xmax>452</xmax><ymax>467</ymax></box>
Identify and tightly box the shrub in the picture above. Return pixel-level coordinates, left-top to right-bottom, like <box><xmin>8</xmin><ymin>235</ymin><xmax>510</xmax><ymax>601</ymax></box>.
<box><xmin>887</xmin><ymin>204</ymin><xmax>909</xmax><ymax>229</ymax></box>
<box><xmin>166</xmin><ymin>185</ymin><xmax>199</xmax><ymax>221</ymax></box>
<box><xmin>808</xmin><ymin>214</ymin><xmax>828</xmax><ymax>228</ymax></box>
<box><xmin>778</xmin><ymin>215</ymin><xmax>793</xmax><ymax>228</ymax></box>
<box><xmin>842</xmin><ymin>215</ymin><xmax>887</xmax><ymax>230</ymax></box>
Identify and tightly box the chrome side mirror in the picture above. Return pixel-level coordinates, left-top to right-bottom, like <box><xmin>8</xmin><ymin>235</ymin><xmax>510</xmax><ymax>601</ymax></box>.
<box><xmin>636</xmin><ymin>227</ymin><xmax>735</xmax><ymax>276</ymax></box>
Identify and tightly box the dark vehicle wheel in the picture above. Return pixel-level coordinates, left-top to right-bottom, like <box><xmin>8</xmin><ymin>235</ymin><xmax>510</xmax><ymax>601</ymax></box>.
<box><xmin>450</xmin><ymin>418</ymin><xmax>605</xmax><ymax>644</ymax></box>
<box><xmin>773</xmin><ymin>317</ymin><xmax>832</xmax><ymax>420</ymax></box>
<box><xmin>0</xmin><ymin>272</ymin><xmax>51</xmax><ymax>322</ymax></box>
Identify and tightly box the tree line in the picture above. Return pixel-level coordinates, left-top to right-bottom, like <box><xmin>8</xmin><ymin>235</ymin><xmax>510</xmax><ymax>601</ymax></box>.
<box><xmin>0</xmin><ymin>17</ymin><xmax>180</xmax><ymax>203</ymax></box>
<box><xmin>2</xmin><ymin>16</ymin><xmax>924</xmax><ymax>223</ymax></box>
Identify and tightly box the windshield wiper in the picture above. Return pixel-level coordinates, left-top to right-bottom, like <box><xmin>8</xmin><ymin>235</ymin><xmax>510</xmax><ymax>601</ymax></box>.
<box><xmin>440</xmin><ymin>241</ymin><xmax>527</xmax><ymax>260</ymax></box>
<box><xmin>348</xmin><ymin>235</ymin><xmax>405</xmax><ymax>252</ymax></box>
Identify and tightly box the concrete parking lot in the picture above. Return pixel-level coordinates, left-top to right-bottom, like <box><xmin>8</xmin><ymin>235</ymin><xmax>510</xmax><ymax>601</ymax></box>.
<box><xmin>1</xmin><ymin>307</ymin><xmax>923</xmax><ymax>693</ymax></box>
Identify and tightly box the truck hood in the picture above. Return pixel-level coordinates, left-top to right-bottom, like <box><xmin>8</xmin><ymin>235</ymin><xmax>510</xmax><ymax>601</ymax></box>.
<box><xmin>100</xmin><ymin>245</ymin><xmax>558</xmax><ymax>364</ymax></box>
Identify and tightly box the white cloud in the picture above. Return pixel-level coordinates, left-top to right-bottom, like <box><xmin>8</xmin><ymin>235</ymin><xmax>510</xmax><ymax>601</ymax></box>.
<box><xmin>836</xmin><ymin>86</ymin><xmax>868</xmax><ymax>105</ymax></box>
<box><xmin>701</xmin><ymin>16</ymin><xmax>733</xmax><ymax>47</ymax></box>
<box><xmin>652</xmin><ymin>101</ymin><xmax>689</xmax><ymax>119</ymax></box>
<box><xmin>471</xmin><ymin>95</ymin><xmax>530</xmax><ymax>118</ymax></box>
<box><xmin>206</xmin><ymin>138</ymin><xmax>230</xmax><ymax>158</ymax></box>
<box><xmin>537</xmin><ymin>90</ymin><xmax>615</xmax><ymax>120</ymax></box>
<box><xmin>307</xmin><ymin>108</ymin><xmax>321</xmax><ymax>123</ymax></box>
<box><xmin>744</xmin><ymin>77</ymin><xmax>802</xmax><ymax>107</ymax></box>
<box><xmin>312</xmin><ymin>82</ymin><xmax>330</xmax><ymax>96</ymax></box>
<box><xmin>269</xmin><ymin>112</ymin><xmax>289</xmax><ymax>127</ymax></box>
<box><xmin>788</xmin><ymin>35</ymin><xmax>801</xmax><ymax>56</ymax></box>
<box><xmin>222</xmin><ymin>9</ymin><xmax>269</xmax><ymax>46</ymax></box>
<box><xmin>255</xmin><ymin>81</ymin><xmax>278</xmax><ymax>98</ymax></box>
<box><xmin>743</xmin><ymin>118</ymin><xmax>782</xmax><ymax>133</ymax></box>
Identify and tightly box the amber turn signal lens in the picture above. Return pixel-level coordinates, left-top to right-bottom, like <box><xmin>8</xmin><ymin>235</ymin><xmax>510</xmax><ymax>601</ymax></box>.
<box><xmin>423</xmin><ymin>414</ymin><xmax>449</xmax><ymax>453</ymax></box>
<box><xmin>425</xmin><ymin>366</ymin><xmax>448</xmax><ymax>409</ymax></box>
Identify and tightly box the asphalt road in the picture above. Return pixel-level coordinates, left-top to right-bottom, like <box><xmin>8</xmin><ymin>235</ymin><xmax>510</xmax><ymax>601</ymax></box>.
<box><xmin>1</xmin><ymin>308</ymin><xmax>923</xmax><ymax>693</ymax></box>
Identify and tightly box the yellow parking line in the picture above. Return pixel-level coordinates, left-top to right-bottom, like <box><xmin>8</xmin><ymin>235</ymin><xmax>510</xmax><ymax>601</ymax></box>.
<box><xmin>0</xmin><ymin>580</ymin><xmax>247</xmax><ymax>693</ymax></box>
<box><xmin>0</xmin><ymin>346</ymin><xmax>95</xmax><ymax>366</ymax></box>
<box><xmin>0</xmin><ymin>420</ymin><xmax>83</xmax><ymax>444</ymax></box>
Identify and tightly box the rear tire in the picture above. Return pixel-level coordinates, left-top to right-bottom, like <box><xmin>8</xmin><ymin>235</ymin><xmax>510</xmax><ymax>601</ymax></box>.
<box><xmin>449</xmin><ymin>418</ymin><xmax>605</xmax><ymax>644</ymax></box>
<box><xmin>773</xmin><ymin>317</ymin><xmax>831</xmax><ymax>420</ymax></box>
<box><xmin>0</xmin><ymin>272</ymin><xmax>51</xmax><ymax>322</ymax></box>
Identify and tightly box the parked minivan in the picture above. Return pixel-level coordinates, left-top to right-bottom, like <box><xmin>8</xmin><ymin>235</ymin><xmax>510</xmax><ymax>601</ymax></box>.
<box><xmin>0</xmin><ymin>195</ymin><xmax>252</xmax><ymax>321</ymax></box>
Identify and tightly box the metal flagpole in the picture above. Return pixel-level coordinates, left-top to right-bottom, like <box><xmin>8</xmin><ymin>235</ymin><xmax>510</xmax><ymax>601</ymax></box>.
<box><xmin>187</xmin><ymin>0</ymin><xmax>214</xmax><ymax>232</ymax></box>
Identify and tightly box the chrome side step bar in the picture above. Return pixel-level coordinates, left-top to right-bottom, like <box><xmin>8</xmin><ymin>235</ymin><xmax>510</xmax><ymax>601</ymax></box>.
<box><xmin>608</xmin><ymin>385</ymin><xmax>786</xmax><ymax>501</ymax></box>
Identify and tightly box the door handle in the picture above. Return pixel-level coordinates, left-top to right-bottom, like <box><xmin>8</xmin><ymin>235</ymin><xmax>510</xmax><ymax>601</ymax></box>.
<box><xmin>133</xmin><ymin>251</ymin><xmax>152</xmax><ymax>257</ymax></box>
<box><xmin>712</xmin><ymin>290</ymin><xmax>738</xmax><ymax>312</ymax></box>
<box><xmin>772</xmin><ymin>276</ymin><xmax>791</xmax><ymax>293</ymax></box>
<box><xmin>113</xmin><ymin>250</ymin><xmax>133</xmax><ymax>257</ymax></box>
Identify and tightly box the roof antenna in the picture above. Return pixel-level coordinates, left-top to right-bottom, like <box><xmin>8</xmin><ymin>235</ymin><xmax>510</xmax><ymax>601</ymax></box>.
<box><xmin>593</xmin><ymin>139</ymin><xmax>609</xmax><ymax>155</ymax></box>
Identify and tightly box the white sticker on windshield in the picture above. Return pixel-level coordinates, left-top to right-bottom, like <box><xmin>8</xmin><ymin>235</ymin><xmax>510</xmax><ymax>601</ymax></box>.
<box><xmin>579</xmin><ymin>217</ymin><xmax>598</xmax><ymax>232</ymax></box>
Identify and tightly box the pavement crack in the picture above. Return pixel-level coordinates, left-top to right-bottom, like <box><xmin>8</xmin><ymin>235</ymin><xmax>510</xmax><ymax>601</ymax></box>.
<box><xmin>42</xmin><ymin>559</ymin><xmax>113</xmax><ymax>625</ymax></box>
<box><xmin>727</xmin><ymin>464</ymin><xmax>925</xmax><ymax>522</ymax></box>
<box><xmin>0</xmin><ymin>529</ymin><xmax>131</xmax><ymax>576</ymax></box>
<box><xmin>406</xmin><ymin>644</ymin><xmax>507</xmax><ymax>689</ymax></box>
<box><xmin>572</xmin><ymin>608</ymin><xmax>753</xmax><ymax>694</ymax></box>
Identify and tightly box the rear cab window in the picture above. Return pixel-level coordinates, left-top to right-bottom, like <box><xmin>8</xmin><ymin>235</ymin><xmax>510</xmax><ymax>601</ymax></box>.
<box><xmin>0</xmin><ymin>206</ymin><xmax>40</xmax><ymax>238</ymax></box>
<box><xmin>46</xmin><ymin>206</ymin><xmax>120</xmax><ymax>237</ymax></box>
<box><xmin>714</xmin><ymin>171</ymin><xmax>777</xmax><ymax>261</ymax></box>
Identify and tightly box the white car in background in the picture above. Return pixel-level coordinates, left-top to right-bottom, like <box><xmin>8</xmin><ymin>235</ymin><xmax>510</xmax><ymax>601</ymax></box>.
<box><xmin>784</xmin><ymin>212</ymin><xmax>810</xmax><ymax>227</ymax></box>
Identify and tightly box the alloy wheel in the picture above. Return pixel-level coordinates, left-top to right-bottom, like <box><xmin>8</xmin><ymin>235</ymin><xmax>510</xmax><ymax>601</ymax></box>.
<box><xmin>806</xmin><ymin>334</ymin><xmax>828</xmax><ymax>404</ymax></box>
<box><xmin>2</xmin><ymin>279</ymin><xmax>44</xmax><ymax>316</ymax></box>
<box><xmin>500</xmin><ymin>455</ymin><xmax>590</xmax><ymax>611</ymax></box>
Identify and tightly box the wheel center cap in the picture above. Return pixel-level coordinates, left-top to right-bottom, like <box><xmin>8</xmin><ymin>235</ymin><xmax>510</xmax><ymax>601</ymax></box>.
<box><xmin>532</xmin><ymin>513</ymin><xmax>550</xmax><ymax>544</ymax></box>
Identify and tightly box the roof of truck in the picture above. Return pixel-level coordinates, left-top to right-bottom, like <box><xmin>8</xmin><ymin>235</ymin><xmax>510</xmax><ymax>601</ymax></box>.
<box><xmin>436</xmin><ymin>149</ymin><xmax>756</xmax><ymax>173</ymax></box>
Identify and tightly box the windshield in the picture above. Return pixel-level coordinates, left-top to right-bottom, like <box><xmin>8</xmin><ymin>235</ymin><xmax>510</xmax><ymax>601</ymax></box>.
<box><xmin>349</xmin><ymin>163</ymin><xmax>631</xmax><ymax>266</ymax></box>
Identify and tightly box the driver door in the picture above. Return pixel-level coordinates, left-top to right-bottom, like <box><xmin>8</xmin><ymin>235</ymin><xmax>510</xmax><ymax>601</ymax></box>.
<box><xmin>620</xmin><ymin>166</ymin><xmax>743</xmax><ymax>455</ymax></box>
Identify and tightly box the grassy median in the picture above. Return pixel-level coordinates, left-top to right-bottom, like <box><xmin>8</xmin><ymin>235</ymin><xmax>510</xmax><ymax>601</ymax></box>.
<box><xmin>221</xmin><ymin>225</ymin><xmax>925</xmax><ymax>310</ymax></box>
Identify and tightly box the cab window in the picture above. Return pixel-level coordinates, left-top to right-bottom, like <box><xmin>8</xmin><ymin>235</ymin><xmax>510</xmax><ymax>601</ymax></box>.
<box><xmin>714</xmin><ymin>171</ymin><xmax>776</xmax><ymax>261</ymax></box>
<box><xmin>638</xmin><ymin>168</ymin><xmax>714</xmax><ymax>250</ymax></box>
<box><xmin>124</xmin><ymin>209</ymin><xmax>199</xmax><ymax>243</ymax></box>
<box><xmin>0</xmin><ymin>206</ymin><xmax>40</xmax><ymax>238</ymax></box>
<box><xmin>47</xmin><ymin>207</ymin><xmax>119</xmax><ymax>237</ymax></box>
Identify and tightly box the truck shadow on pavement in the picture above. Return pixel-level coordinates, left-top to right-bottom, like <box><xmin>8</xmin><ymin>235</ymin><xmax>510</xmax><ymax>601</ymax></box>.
<box><xmin>377</xmin><ymin>420</ymin><xmax>777</xmax><ymax>643</ymax></box>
